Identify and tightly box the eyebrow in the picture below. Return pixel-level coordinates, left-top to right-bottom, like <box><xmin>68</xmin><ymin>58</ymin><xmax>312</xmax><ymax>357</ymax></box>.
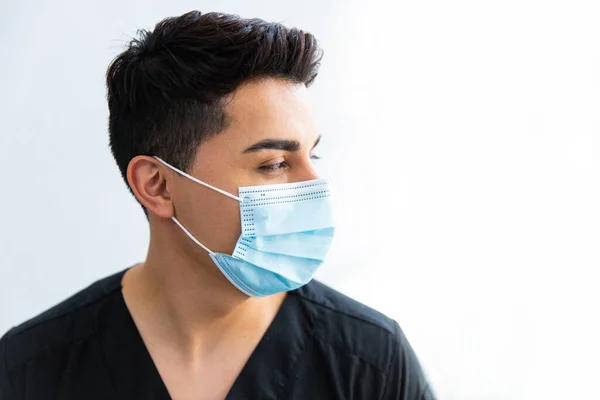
<box><xmin>242</xmin><ymin>135</ymin><xmax>322</xmax><ymax>154</ymax></box>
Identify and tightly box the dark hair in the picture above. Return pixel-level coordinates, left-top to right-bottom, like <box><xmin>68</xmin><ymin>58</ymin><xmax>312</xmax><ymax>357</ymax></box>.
<box><xmin>106</xmin><ymin>10</ymin><xmax>323</xmax><ymax>202</ymax></box>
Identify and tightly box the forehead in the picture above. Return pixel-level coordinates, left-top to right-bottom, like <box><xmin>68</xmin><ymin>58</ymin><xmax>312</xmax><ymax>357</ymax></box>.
<box><xmin>221</xmin><ymin>78</ymin><xmax>318</xmax><ymax>146</ymax></box>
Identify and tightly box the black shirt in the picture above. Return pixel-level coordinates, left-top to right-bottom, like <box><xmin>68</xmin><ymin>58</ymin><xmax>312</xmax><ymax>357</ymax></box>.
<box><xmin>0</xmin><ymin>268</ymin><xmax>434</xmax><ymax>399</ymax></box>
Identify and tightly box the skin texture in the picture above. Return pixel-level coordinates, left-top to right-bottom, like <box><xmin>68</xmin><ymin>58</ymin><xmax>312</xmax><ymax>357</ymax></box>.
<box><xmin>121</xmin><ymin>78</ymin><xmax>321</xmax><ymax>400</ymax></box>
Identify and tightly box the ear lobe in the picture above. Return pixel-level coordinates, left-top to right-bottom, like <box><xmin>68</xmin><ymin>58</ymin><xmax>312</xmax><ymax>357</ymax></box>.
<box><xmin>127</xmin><ymin>156</ymin><xmax>174</xmax><ymax>219</ymax></box>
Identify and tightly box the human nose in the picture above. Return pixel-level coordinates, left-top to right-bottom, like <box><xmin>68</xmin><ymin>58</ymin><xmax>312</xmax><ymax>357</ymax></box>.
<box><xmin>291</xmin><ymin>159</ymin><xmax>319</xmax><ymax>183</ymax></box>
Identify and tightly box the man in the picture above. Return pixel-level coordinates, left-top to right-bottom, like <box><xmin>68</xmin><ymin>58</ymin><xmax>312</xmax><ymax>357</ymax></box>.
<box><xmin>0</xmin><ymin>10</ymin><xmax>434</xmax><ymax>400</ymax></box>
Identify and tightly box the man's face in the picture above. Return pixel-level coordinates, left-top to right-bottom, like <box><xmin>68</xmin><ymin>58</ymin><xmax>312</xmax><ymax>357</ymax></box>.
<box><xmin>168</xmin><ymin>78</ymin><xmax>321</xmax><ymax>257</ymax></box>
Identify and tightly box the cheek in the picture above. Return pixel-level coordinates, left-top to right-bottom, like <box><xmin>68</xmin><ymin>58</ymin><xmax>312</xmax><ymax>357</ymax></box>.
<box><xmin>210</xmin><ymin>202</ymin><xmax>242</xmax><ymax>254</ymax></box>
<box><xmin>177</xmin><ymin>189</ymin><xmax>242</xmax><ymax>254</ymax></box>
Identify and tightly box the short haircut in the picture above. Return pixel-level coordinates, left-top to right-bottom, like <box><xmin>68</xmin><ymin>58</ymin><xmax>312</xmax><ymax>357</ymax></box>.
<box><xmin>106</xmin><ymin>10</ymin><xmax>323</xmax><ymax>203</ymax></box>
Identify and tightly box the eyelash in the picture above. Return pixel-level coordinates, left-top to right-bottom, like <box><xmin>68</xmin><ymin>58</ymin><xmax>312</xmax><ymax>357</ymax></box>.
<box><xmin>259</xmin><ymin>162</ymin><xmax>288</xmax><ymax>173</ymax></box>
<box><xmin>259</xmin><ymin>155</ymin><xmax>321</xmax><ymax>173</ymax></box>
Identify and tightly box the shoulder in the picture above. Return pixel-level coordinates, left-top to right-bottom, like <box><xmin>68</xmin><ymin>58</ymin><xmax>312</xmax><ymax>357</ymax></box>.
<box><xmin>292</xmin><ymin>280</ymin><xmax>401</xmax><ymax>371</ymax></box>
<box><xmin>0</xmin><ymin>269</ymin><xmax>126</xmax><ymax>372</ymax></box>
<box><xmin>294</xmin><ymin>279</ymin><xmax>398</xmax><ymax>332</ymax></box>
<box><xmin>292</xmin><ymin>280</ymin><xmax>436</xmax><ymax>399</ymax></box>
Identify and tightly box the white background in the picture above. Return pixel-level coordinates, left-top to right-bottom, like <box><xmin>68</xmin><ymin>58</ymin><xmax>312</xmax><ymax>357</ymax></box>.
<box><xmin>1</xmin><ymin>1</ymin><xmax>599</xmax><ymax>399</ymax></box>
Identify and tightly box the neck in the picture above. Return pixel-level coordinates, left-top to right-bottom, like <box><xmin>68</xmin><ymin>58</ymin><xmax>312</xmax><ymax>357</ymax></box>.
<box><xmin>121</xmin><ymin>220</ymin><xmax>286</xmax><ymax>356</ymax></box>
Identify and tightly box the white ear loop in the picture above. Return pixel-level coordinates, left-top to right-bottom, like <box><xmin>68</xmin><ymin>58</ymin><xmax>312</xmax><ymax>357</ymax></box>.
<box><xmin>153</xmin><ymin>156</ymin><xmax>243</xmax><ymax>255</ymax></box>
<box><xmin>154</xmin><ymin>156</ymin><xmax>243</xmax><ymax>202</ymax></box>
<box><xmin>171</xmin><ymin>216</ymin><xmax>215</xmax><ymax>255</ymax></box>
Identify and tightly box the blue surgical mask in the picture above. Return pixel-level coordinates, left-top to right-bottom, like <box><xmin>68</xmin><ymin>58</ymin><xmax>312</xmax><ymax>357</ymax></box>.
<box><xmin>154</xmin><ymin>157</ymin><xmax>335</xmax><ymax>297</ymax></box>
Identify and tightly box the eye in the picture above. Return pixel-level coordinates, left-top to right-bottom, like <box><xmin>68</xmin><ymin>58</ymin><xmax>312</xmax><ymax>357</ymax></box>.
<box><xmin>311</xmin><ymin>155</ymin><xmax>321</xmax><ymax>162</ymax></box>
<box><xmin>259</xmin><ymin>161</ymin><xmax>289</xmax><ymax>173</ymax></box>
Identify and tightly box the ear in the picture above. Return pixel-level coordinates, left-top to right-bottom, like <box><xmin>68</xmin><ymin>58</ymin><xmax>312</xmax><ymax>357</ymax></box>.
<box><xmin>127</xmin><ymin>156</ymin><xmax>174</xmax><ymax>219</ymax></box>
